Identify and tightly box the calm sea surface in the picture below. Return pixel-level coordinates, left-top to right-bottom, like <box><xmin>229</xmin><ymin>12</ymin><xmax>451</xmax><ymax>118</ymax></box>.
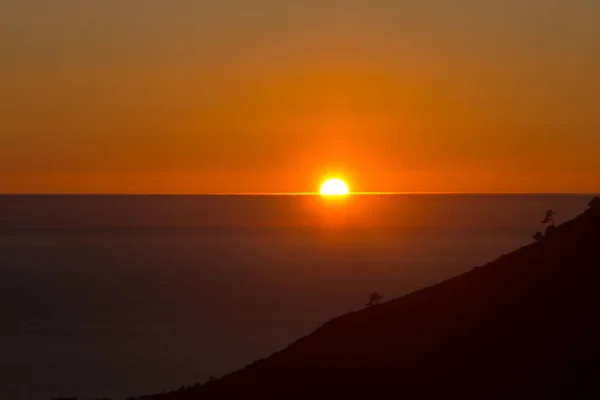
<box><xmin>0</xmin><ymin>194</ymin><xmax>593</xmax><ymax>399</ymax></box>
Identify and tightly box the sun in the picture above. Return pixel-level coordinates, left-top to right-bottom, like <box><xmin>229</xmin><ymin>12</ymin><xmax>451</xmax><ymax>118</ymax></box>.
<box><xmin>320</xmin><ymin>179</ymin><xmax>350</xmax><ymax>196</ymax></box>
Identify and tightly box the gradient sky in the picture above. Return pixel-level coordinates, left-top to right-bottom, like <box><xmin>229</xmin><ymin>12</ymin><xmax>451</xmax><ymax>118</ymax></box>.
<box><xmin>1</xmin><ymin>1</ymin><xmax>599</xmax><ymax>193</ymax></box>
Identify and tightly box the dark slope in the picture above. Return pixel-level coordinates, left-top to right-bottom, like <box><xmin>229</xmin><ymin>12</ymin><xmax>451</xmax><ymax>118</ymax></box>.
<box><xmin>145</xmin><ymin>201</ymin><xmax>600</xmax><ymax>399</ymax></box>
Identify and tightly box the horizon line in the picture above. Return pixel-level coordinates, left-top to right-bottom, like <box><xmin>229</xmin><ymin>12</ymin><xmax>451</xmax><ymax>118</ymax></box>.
<box><xmin>0</xmin><ymin>192</ymin><xmax>597</xmax><ymax>196</ymax></box>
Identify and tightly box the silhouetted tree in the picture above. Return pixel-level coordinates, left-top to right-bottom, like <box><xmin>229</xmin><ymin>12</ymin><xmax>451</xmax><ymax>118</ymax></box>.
<box><xmin>541</xmin><ymin>209</ymin><xmax>556</xmax><ymax>225</ymax></box>
<box><xmin>589</xmin><ymin>197</ymin><xmax>600</xmax><ymax>209</ymax></box>
<box><xmin>534</xmin><ymin>209</ymin><xmax>557</xmax><ymax>242</ymax></box>
<box><xmin>366</xmin><ymin>292</ymin><xmax>383</xmax><ymax>306</ymax></box>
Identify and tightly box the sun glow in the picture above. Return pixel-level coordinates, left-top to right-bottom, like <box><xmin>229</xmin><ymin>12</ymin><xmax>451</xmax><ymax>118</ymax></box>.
<box><xmin>320</xmin><ymin>179</ymin><xmax>350</xmax><ymax>196</ymax></box>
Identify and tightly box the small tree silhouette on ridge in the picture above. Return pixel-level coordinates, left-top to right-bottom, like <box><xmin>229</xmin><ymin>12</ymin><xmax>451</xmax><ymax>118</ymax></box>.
<box><xmin>541</xmin><ymin>209</ymin><xmax>556</xmax><ymax>225</ymax></box>
<box><xmin>366</xmin><ymin>292</ymin><xmax>383</xmax><ymax>307</ymax></box>
<box><xmin>534</xmin><ymin>209</ymin><xmax>557</xmax><ymax>242</ymax></box>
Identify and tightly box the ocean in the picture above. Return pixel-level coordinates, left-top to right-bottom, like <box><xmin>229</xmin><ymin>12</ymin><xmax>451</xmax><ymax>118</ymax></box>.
<box><xmin>0</xmin><ymin>194</ymin><xmax>592</xmax><ymax>399</ymax></box>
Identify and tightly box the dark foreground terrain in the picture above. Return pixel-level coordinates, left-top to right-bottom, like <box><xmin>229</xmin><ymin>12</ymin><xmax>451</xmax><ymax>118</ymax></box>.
<box><xmin>135</xmin><ymin>198</ymin><xmax>600</xmax><ymax>399</ymax></box>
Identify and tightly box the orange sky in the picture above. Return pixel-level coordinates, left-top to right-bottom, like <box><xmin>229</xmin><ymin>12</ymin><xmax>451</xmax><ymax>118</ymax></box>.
<box><xmin>1</xmin><ymin>1</ymin><xmax>599</xmax><ymax>193</ymax></box>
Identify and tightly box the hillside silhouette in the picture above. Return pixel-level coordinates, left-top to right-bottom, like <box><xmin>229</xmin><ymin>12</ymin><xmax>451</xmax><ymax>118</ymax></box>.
<box><xmin>139</xmin><ymin>198</ymin><xmax>600</xmax><ymax>399</ymax></box>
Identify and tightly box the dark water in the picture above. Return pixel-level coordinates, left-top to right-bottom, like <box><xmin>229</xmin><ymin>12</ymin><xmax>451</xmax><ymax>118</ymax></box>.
<box><xmin>0</xmin><ymin>194</ymin><xmax>593</xmax><ymax>399</ymax></box>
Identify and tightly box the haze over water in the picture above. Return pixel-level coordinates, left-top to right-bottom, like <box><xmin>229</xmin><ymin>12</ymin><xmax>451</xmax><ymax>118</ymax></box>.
<box><xmin>0</xmin><ymin>194</ymin><xmax>592</xmax><ymax>399</ymax></box>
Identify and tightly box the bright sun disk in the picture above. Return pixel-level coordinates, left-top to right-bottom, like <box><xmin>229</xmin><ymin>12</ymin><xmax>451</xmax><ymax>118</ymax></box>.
<box><xmin>320</xmin><ymin>179</ymin><xmax>349</xmax><ymax>196</ymax></box>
